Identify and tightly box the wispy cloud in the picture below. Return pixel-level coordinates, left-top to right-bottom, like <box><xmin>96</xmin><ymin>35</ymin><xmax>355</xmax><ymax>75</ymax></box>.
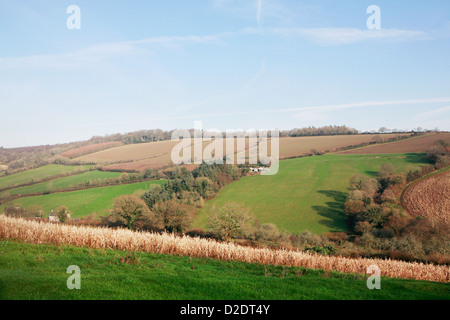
<box><xmin>256</xmin><ymin>0</ymin><xmax>263</xmax><ymax>27</ymax></box>
<box><xmin>253</xmin><ymin>27</ymin><xmax>428</xmax><ymax>45</ymax></box>
<box><xmin>293</xmin><ymin>97</ymin><xmax>450</xmax><ymax>120</ymax></box>
<box><xmin>415</xmin><ymin>106</ymin><xmax>450</xmax><ymax>119</ymax></box>
<box><xmin>0</xmin><ymin>34</ymin><xmax>229</xmax><ymax>70</ymax></box>
<box><xmin>243</xmin><ymin>58</ymin><xmax>266</xmax><ymax>91</ymax></box>
<box><xmin>74</xmin><ymin>97</ymin><xmax>450</xmax><ymax>128</ymax></box>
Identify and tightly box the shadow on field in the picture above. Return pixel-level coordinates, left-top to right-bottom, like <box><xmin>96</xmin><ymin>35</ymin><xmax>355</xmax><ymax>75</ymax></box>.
<box><xmin>312</xmin><ymin>190</ymin><xmax>348</xmax><ymax>232</ymax></box>
<box><xmin>404</xmin><ymin>153</ymin><xmax>431</xmax><ymax>164</ymax></box>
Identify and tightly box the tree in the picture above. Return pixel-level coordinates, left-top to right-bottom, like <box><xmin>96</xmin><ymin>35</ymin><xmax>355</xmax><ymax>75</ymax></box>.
<box><xmin>3</xmin><ymin>203</ymin><xmax>24</xmax><ymax>218</ymax></box>
<box><xmin>377</xmin><ymin>163</ymin><xmax>396</xmax><ymax>178</ymax></box>
<box><xmin>120</xmin><ymin>172</ymin><xmax>130</xmax><ymax>183</ymax></box>
<box><xmin>112</xmin><ymin>195</ymin><xmax>151</xmax><ymax>230</ymax></box>
<box><xmin>25</xmin><ymin>205</ymin><xmax>44</xmax><ymax>218</ymax></box>
<box><xmin>207</xmin><ymin>202</ymin><xmax>256</xmax><ymax>241</ymax></box>
<box><xmin>55</xmin><ymin>205</ymin><xmax>71</xmax><ymax>223</ymax></box>
<box><xmin>152</xmin><ymin>200</ymin><xmax>195</xmax><ymax>233</ymax></box>
<box><xmin>378</xmin><ymin>127</ymin><xmax>388</xmax><ymax>134</ymax></box>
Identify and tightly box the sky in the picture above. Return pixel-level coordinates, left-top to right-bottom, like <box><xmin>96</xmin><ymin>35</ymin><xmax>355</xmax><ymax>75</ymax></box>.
<box><xmin>0</xmin><ymin>0</ymin><xmax>449</xmax><ymax>148</ymax></box>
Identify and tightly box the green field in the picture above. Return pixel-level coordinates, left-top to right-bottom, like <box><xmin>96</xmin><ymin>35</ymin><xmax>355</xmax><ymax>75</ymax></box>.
<box><xmin>1</xmin><ymin>170</ymin><xmax>123</xmax><ymax>196</ymax></box>
<box><xmin>1</xmin><ymin>180</ymin><xmax>166</xmax><ymax>218</ymax></box>
<box><xmin>0</xmin><ymin>165</ymin><xmax>91</xmax><ymax>190</ymax></box>
<box><xmin>194</xmin><ymin>153</ymin><xmax>431</xmax><ymax>235</ymax></box>
<box><xmin>0</xmin><ymin>241</ymin><xmax>447</xmax><ymax>300</ymax></box>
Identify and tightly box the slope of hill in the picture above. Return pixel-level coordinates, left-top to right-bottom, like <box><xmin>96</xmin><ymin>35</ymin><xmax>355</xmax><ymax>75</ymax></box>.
<box><xmin>0</xmin><ymin>165</ymin><xmax>91</xmax><ymax>191</ymax></box>
<box><xmin>1</xmin><ymin>241</ymin><xmax>448</xmax><ymax>300</ymax></box>
<box><xmin>402</xmin><ymin>169</ymin><xmax>450</xmax><ymax>224</ymax></box>
<box><xmin>194</xmin><ymin>153</ymin><xmax>431</xmax><ymax>234</ymax></box>
<box><xmin>71</xmin><ymin>133</ymin><xmax>411</xmax><ymax>172</ymax></box>
<box><xmin>0</xmin><ymin>180</ymin><xmax>166</xmax><ymax>218</ymax></box>
<box><xmin>337</xmin><ymin>132</ymin><xmax>450</xmax><ymax>154</ymax></box>
<box><xmin>0</xmin><ymin>170</ymin><xmax>123</xmax><ymax>197</ymax></box>
<box><xmin>61</xmin><ymin>141</ymin><xmax>124</xmax><ymax>159</ymax></box>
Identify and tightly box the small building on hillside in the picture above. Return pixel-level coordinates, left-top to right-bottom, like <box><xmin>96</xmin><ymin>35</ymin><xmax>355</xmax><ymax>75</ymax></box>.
<box><xmin>49</xmin><ymin>210</ymin><xmax>59</xmax><ymax>223</ymax></box>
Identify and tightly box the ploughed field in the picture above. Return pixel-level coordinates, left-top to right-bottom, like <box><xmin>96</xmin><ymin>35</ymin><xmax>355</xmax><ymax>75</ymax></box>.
<box><xmin>337</xmin><ymin>132</ymin><xmax>450</xmax><ymax>155</ymax></box>
<box><xmin>402</xmin><ymin>169</ymin><xmax>450</xmax><ymax>225</ymax></box>
<box><xmin>66</xmin><ymin>133</ymin><xmax>410</xmax><ymax>172</ymax></box>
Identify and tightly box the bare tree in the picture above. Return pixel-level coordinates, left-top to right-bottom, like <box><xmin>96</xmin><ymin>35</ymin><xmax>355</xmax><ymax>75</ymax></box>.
<box><xmin>208</xmin><ymin>202</ymin><xmax>255</xmax><ymax>241</ymax></box>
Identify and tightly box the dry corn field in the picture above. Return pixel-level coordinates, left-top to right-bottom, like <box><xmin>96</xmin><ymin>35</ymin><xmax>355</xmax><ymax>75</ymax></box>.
<box><xmin>0</xmin><ymin>215</ymin><xmax>448</xmax><ymax>283</ymax></box>
<box><xmin>402</xmin><ymin>170</ymin><xmax>450</xmax><ymax>225</ymax></box>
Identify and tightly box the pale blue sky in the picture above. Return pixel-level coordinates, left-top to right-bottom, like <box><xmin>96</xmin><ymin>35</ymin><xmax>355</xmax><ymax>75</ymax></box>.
<box><xmin>1</xmin><ymin>0</ymin><xmax>449</xmax><ymax>147</ymax></box>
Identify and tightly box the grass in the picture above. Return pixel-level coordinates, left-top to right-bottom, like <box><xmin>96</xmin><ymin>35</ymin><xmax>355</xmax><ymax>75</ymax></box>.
<box><xmin>0</xmin><ymin>180</ymin><xmax>166</xmax><ymax>218</ymax></box>
<box><xmin>194</xmin><ymin>153</ymin><xmax>431</xmax><ymax>235</ymax></box>
<box><xmin>0</xmin><ymin>240</ymin><xmax>447</xmax><ymax>300</ymax></box>
<box><xmin>0</xmin><ymin>164</ymin><xmax>91</xmax><ymax>190</ymax></box>
<box><xmin>1</xmin><ymin>170</ymin><xmax>123</xmax><ymax>196</ymax></box>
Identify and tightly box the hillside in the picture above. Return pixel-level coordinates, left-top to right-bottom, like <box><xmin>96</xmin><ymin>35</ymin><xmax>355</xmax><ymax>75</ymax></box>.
<box><xmin>67</xmin><ymin>133</ymin><xmax>411</xmax><ymax>172</ymax></box>
<box><xmin>402</xmin><ymin>169</ymin><xmax>450</xmax><ymax>224</ymax></box>
<box><xmin>0</xmin><ymin>180</ymin><xmax>166</xmax><ymax>218</ymax></box>
<box><xmin>337</xmin><ymin>132</ymin><xmax>450</xmax><ymax>154</ymax></box>
<box><xmin>0</xmin><ymin>165</ymin><xmax>91</xmax><ymax>191</ymax></box>
<box><xmin>194</xmin><ymin>153</ymin><xmax>431</xmax><ymax>234</ymax></box>
<box><xmin>0</xmin><ymin>241</ymin><xmax>448</xmax><ymax>300</ymax></box>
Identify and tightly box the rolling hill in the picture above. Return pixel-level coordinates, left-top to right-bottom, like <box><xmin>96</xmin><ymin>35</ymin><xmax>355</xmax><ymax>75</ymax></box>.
<box><xmin>194</xmin><ymin>153</ymin><xmax>431</xmax><ymax>234</ymax></box>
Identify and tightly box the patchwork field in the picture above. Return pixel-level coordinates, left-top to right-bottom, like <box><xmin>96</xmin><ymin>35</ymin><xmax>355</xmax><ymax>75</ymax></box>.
<box><xmin>61</xmin><ymin>141</ymin><xmax>124</xmax><ymax>159</ymax></box>
<box><xmin>0</xmin><ymin>165</ymin><xmax>91</xmax><ymax>190</ymax></box>
<box><xmin>276</xmin><ymin>133</ymin><xmax>412</xmax><ymax>158</ymax></box>
<box><xmin>72</xmin><ymin>133</ymin><xmax>411</xmax><ymax>172</ymax></box>
<box><xmin>337</xmin><ymin>132</ymin><xmax>450</xmax><ymax>154</ymax></box>
<box><xmin>0</xmin><ymin>170</ymin><xmax>123</xmax><ymax>197</ymax></box>
<box><xmin>194</xmin><ymin>153</ymin><xmax>431</xmax><ymax>234</ymax></box>
<box><xmin>402</xmin><ymin>169</ymin><xmax>450</xmax><ymax>224</ymax></box>
<box><xmin>73</xmin><ymin>140</ymin><xmax>180</xmax><ymax>164</ymax></box>
<box><xmin>0</xmin><ymin>180</ymin><xmax>166</xmax><ymax>218</ymax></box>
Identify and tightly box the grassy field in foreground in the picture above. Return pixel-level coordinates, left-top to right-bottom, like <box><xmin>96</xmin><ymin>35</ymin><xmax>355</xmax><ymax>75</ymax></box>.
<box><xmin>0</xmin><ymin>180</ymin><xmax>166</xmax><ymax>218</ymax></box>
<box><xmin>1</xmin><ymin>170</ymin><xmax>123</xmax><ymax>197</ymax></box>
<box><xmin>194</xmin><ymin>153</ymin><xmax>431</xmax><ymax>235</ymax></box>
<box><xmin>0</xmin><ymin>165</ymin><xmax>91</xmax><ymax>190</ymax></box>
<box><xmin>0</xmin><ymin>241</ymin><xmax>448</xmax><ymax>300</ymax></box>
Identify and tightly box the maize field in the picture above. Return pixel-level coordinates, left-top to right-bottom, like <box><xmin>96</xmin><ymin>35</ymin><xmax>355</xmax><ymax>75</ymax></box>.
<box><xmin>0</xmin><ymin>215</ymin><xmax>448</xmax><ymax>283</ymax></box>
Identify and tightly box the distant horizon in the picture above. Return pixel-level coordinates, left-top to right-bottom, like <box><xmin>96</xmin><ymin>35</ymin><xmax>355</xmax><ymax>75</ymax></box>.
<box><xmin>1</xmin><ymin>125</ymin><xmax>446</xmax><ymax>150</ymax></box>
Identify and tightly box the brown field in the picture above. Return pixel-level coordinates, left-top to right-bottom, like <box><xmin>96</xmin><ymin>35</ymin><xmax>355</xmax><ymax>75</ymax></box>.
<box><xmin>62</xmin><ymin>141</ymin><xmax>124</xmax><ymax>159</ymax></box>
<box><xmin>96</xmin><ymin>139</ymin><xmax>259</xmax><ymax>171</ymax></box>
<box><xmin>79</xmin><ymin>134</ymin><xmax>411</xmax><ymax>171</ymax></box>
<box><xmin>0</xmin><ymin>215</ymin><xmax>448</xmax><ymax>282</ymax></box>
<box><xmin>236</xmin><ymin>133</ymin><xmax>411</xmax><ymax>160</ymax></box>
<box><xmin>337</xmin><ymin>132</ymin><xmax>450</xmax><ymax>155</ymax></box>
<box><xmin>403</xmin><ymin>170</ymin><xmax>450</xmax><ymax>224</ymax></box>
<box><xmin>278</xmin><ymin>133</ymin><xmax>411</xmax><ymax>158</ymax></box>
<box><xmin>74</xmin><ymin>140</ymin><xmax>180</xmax><ymax>164</ymax></box>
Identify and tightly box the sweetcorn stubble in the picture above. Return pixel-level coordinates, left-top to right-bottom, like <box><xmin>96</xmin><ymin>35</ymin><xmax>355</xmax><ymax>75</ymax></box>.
<box><xmin>0</xmin><ymin>215</ymin><xmax>448</xmax><ymax>283</ymax></box>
